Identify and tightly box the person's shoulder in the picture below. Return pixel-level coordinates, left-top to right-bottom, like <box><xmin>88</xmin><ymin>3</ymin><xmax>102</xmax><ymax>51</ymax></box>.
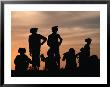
<box><xmin>37</xmin><ymin>34</ymin><xmax>43</xmax><ymax>37</ymax></box>
<box><xmin>29</xmin><ymin>34</ymin><xmax>33</xmax><ymax>38</ymax></box>
<box><xmin>56</xmin><ymin>34</ymin><xmax>60</xmax><ymax>37</ymax></box>
<box><xmin>24</xmin><ymin>54</ymin><xmax>29</xmax><ymax>58</ymax></box>
<box><xmin>48</xmin><ymin>34</ymin><xmax>52</xmax><ymax>37</ymax></box>
<box><xmin>84</xmin><ymin>44</ymin><xmax>89</xmax><ymax>48</ymax></box>
<box><xmin>29</xmin><ymin>34</ymin><xmax>33</xmax><ymax>36</ymax></box>
<box><xmin>37</xmin><ymin>34</ymin><xmax>40</xmax><ymax>35</ymax></box>
<box><xmin>49</xmin><ymin>34</ymin><xmax>53</xmax><ymax>36</ymax></box>
<box><xmin>15</xmin><ymin>55</ymin><xmax>20</xmax><ymax>58</ymax></box>
<box><xmin>63</xmin><ymin>52</ymin><xmax>68</xmax><ymax>55</ymax></box>
<box><xmin>16</xmin><ymin>55</ymin><xmax>20</xmax><ymax>57</ymax></box>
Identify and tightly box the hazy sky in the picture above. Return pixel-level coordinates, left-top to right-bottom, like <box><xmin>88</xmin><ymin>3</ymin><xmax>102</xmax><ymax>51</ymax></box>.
<box><xmin>11</xmin><ymin>11</ymin><xmax>100</xmax><ymax>70</ymax></box>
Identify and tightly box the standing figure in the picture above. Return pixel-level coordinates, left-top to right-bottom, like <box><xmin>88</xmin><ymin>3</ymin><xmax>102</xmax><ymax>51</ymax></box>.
<box><xmin>47</xmin><ymin>26</ymin><xmax>63</xmax><ymax>69</ymax></box>
<box><xmin>29</xmin><ymin>28</ymin><xmax>47</xmax><ymax>70</ymax></box>
<box><xmin>14</xmin><ymin>48</ymin><xmax>31</xmax><ymax>72</ymax></box>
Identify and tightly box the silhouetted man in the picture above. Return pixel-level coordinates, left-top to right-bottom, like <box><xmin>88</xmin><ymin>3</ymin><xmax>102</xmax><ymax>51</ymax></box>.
<box><xmin>14</xmin><ymin>48</ymin><xmax>31</xmax><ymax>72</ymax></box>
<box><xmin>62</xmin><ymin>48</ymin><xmax>77</xmax><ymax>73</ymax></box>
<box><xmin>29</xmin><ymin>28</ymin><xmax>47</xmax><ymax>70</ymax></box>
<box><xmin>47</xmin><ymin>26</ymin><xmax>63</xmax><ymax>69</ymax></box>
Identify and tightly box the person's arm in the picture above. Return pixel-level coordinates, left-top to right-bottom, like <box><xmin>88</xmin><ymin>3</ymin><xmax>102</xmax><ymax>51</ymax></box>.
<box><xmin>47</xmin><ymin>36</ymin><xmax>51</xmax><ymax>47</ymax></box>
<box><xmin>58</xmin><ymin>34</ymin><xmax>63</xmax><ymax>46</ymax></box>
<box><xmin>14</xmin><ymin>55</ymin><xmax>19</xmax><ymax>65</ymax></box>
<box><xmin>14</xmin><ymin>57</ymin><xmax>17</xmax><ymax>65</ymax></box>
<box><xmin>28</xmin><ymin>36</ymin><xmax>32</xmax><ymax>56</ymax></box>
<box><xmin>27</xmin><ymin>57</ymin><xmax>32</xmax><ymax>64</ymax></box>
<box><xmin>40</xmin><ymin>35</ymin><xmax>47</xmax><ymax>45</ymax></box>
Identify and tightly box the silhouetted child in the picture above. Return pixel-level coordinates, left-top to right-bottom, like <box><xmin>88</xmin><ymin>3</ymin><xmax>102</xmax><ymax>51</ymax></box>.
<box><xmin>47</xmin><ymin>26</ymin><xmax>63</xmax><ymax>69</ymax></box>
<box><xmin>62</xmin><ymin>48</ymin><xmax>77</xmax><ymax>73</ymax></box>
<box><xmin>14</xmin><ymin>48</ymin><xmax>32</xmax><ymax>72</ymax></box>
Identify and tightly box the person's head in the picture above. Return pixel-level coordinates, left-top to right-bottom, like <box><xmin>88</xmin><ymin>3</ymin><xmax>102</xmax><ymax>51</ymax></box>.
<box><xmin>18</xmin><ymin>48</ymin><xmax>26</xmax><ymax>54</ymax></box>
<box><xmin>30</xmin><ymin>28</ymin><xmax>38</xmax><ymax>34</ymax></box>
<box><xmin>52</xmin><ymin>26</ymin><xmax>58</xmax><ymax>33</ymax></box>
<box><xmin>69</xmin><ymin>48</ymin><xmax>75</xmax><ymax>54</ymax></box>
<box><xmin>85</xmin><ymin>38</ymin><xmax>92</xmax><ymax>44</ymax></box>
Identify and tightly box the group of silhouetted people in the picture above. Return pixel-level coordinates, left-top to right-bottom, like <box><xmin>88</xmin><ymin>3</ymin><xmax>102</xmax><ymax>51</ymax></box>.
<box><xmin>14</xmin><ymin>26</ymin><xmax>100</xmax><ymax>76</ymax></box>
<box><xmin>14</xmin><ymin>26</ymin><xmax>62</xmax><ymax>72</ymax></box>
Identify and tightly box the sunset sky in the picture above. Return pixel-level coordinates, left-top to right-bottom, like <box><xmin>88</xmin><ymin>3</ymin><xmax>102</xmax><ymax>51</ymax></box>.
<box><xmin>11</xmin><ymin>11</ymin><xmax>100</xmax><ymax>70</ymax></box>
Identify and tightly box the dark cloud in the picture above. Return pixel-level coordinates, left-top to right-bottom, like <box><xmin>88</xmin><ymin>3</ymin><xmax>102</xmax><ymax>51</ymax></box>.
<box><xmin>12</xmin><ymin>11</ymin><xmax>100</xmax><ymax>30</ymax></box>
<box><xmin>64</xmin><ymin>14</ymin><xmax>100</xmax><ymax>29</ymax></box>
<box><xmin>39</xmin><ymin>11</ymin><xmax>100</xmax><ymax>29</ymax></box>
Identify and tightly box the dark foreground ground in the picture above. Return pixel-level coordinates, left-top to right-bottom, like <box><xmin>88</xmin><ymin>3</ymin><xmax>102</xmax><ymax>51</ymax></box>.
<box><xmin>11</xmin><ymin>68</ymin><xmax>100</xmax><ymax>77</ymax></box>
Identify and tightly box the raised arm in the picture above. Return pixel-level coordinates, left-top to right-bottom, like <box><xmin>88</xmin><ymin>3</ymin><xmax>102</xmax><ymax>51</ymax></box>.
<box><xmin>40</xmin><ymin>35</ymin><xmax>47</xmax><ymax>45</ymax></box>
<box><xmin>47</xmin><ymin>35</ymin><xmax>51</xmax><ymax>47</ymax></box>
<box><xmin>58</xmin><ymin>34</ymin><xmax>63</xmax><ymax>46</ymax></box>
